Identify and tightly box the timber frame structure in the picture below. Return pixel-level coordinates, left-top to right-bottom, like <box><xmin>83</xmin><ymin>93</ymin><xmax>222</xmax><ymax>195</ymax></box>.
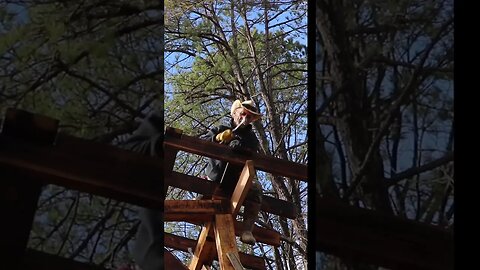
<box><xmin>163</xmin><ymin>126</ymin><xmax>306</xmax><ymax>270</ymax></box>
<box><xmin>0</xmin><ymin>108</ymin><xmax>452</xmax><ymax>270</ymax></box>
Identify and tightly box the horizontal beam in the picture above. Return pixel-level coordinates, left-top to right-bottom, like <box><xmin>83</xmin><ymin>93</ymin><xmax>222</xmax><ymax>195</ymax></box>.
<box><xmin>316</xmin><ymin>198</ymin><xmax>454</xmax><ymax>270</ymax></box>
<box><xmin>164</xmin><ymin>130</ymin><xmax>307</xmax><ymax>181</ymax></box>
<box><xmin>165</xmin><ymin>233</ymin><xmax>266</xmax><ymax>270</ymax></box>
<box><xmin>164</xmin><ymin>200</ymin><xmax>231</xmax><ymax>222</ymax></box>
<box><xmin>166</xmin><ymin>218</ymin><xmax>280</xmax><ymax>247</ymax></box>
<box><xmin>166</xmin><ymin>172</ymin><xmax>297</xmax><ymax>219</ymax></box>
<box><xmin>0</xmin><ymin>133</ymin><xmax>164</xmax><ymax>209</ymax></box>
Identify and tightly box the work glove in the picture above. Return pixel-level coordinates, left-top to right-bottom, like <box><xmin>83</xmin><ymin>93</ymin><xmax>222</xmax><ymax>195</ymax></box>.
<box><xmin>215</xmin><ymin>129</ymin><xmax>234</xmax><ymax>144</ymax></box>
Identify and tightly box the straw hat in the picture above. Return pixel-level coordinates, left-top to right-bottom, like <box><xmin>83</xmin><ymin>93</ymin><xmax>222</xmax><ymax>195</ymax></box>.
<box><xmin>230</xmin><ymin>99</ymin><xmax>262</xmax><ymax>122</ymax></box>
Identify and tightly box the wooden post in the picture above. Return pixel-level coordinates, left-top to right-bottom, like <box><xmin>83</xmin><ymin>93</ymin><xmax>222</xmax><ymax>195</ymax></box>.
<box><xmin>214</xmin><ymin>214</ymin><xmax>242</xmax><ymax>270</ymax></box>
<box><xmin>164</xmin><ymin>127</ymin><xmax>182</xmax><ymax>198</ymax></box>
<box><xmin>1</xmin><ymin>169</ymin><xmax>42</xmax><ymax>268</ymax></box>
<box><xmin>1</xmin><ymin>108</ymin><xmax>58</xmax><ymax>268</ymax></box>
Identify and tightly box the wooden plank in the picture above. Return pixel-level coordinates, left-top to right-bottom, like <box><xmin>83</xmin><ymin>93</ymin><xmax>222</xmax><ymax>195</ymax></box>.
<box><xmin>1</xmin><ymin>168</ymin><xmax>42</xmax><ymax>268</ymax></box>
<box><xmin>231</xmin><ymin>160</ymin><xmax>255</xmax><ymax>216</ymax></box>
<box><xmin>164</xmin><ymin>132</ymin><xmax>307</xmax><ymax>181</ymax></box>
<box><xmin>0</xmin><ymin>109</ymin><xmax>54</xmax><ymax>268</ymax></box>
<box><xmin>166</xmin><ymin>171</ymin><xmax>297</xmax><ymax>219</ymax></box>
<box><xmin>168</xmin><ymin>219</ymin><xmax>280</xmax><ymax>247</ymax></box>
<box><xmin>165</xmin><ymin>249</ymin><xmax>189</xmax><ymax>270</ymax></box>
<box><xmin>165</xmin><ymin>233</ymin><xmax>266</xmax><ymax>270</ymax></box>
<box><xmin>21</xmin><ymin>249</ymin><xmax>107</xmax><ymax>270</ymax></box>
<box><xmin>165</xmin><ymin>200</ymin><xmax>231</xmax><ymax>222</ymax></box>
<box><xmin>0</xmin><ymin>133</ymin><xmax>164</xmax><ymax>209</ymax></box>
<box><xmin>316</xmin><ymin>198</ymin><xmax>454</xmax><ymax>270</ymax></box>
<box><xmin>214</xmin><ymin>214</ymin><xmax>241</xmax><ymax>270</ymax></box>
<box><xmin>2</xmin><ymin>108</ymin><xmax>59</xmax><ymax>145</ymax></box>
<box><xmin>189</xmin><ymin>222</ymin><xmax>216</xmax><ymax>270</ymax></box>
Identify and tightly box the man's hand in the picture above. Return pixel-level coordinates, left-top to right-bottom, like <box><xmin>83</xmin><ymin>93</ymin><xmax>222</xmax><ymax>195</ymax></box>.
<box><xmin>215</xmin><ymin>129</ymin><xmax>234</xmax><ymax>143</ymax></box>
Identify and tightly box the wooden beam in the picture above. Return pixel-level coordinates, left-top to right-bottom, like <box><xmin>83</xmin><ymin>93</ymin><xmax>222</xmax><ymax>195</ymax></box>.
<box><xmin>21</xmin><ymin>249</ymin><xmax>107</xmax><ymax>270</ymax></box>
<box><xmin>166</xmin><ymin>171</ymin><xmax>297</xmax><ymax>219</ymax></box>
<box><xmin>231</xmin><ymin>160</ymin><xmax>255</xmax><ymax>216</ymax></box>
<box><xmin>214</xmin><ymin>214</ymin><xmax>241</xmax><ymax>270</ymax></box>
<box><xmin>168</xmin><ymin>219</ymin><xmax>280</xmax><ymax>247</ymax></box>
<box><xmin>2</xmin><ymin>108</ymin><xmax>59</xmax><ymax>145</ymax></box>
<box><xmin>1</xmin><ymin>168</ymin><xmax>42</xmax><ymax>268</ymax></box>
<box><xmin>189</xmin><ymin>223</ymin><xmax>216</xmax><ymax>270</ymax></box>
<box><xmin>165</xmin><ymin>233</ymin><xmax>266</xmax><ymax>270</ymax></box>
<box><xmin>164</xmin><ymin>132</ymin><xmax>307</xmax><ymax>181</ymax></box>
<box><xmin>316</xmin><ymin>198</ymin><xmax>454</xmax><ymax>270</ymax></box>
<box><xmin>1</xmin><ymin>109</ymin><xmax>54</xmax><ymax>268</ymax></box>
<box><xmin>165</xmin><ymin>249</ymin><xmax>189</xmax><ymax>270</ymax></box>
<box><xmin>0</xmin><ymin>133</ymin><xmax>164</xmax><ymax>209</ymax></box>
<box><xmin>164</xmin><ymin>200</ymin><xmax>231</xmax><ymax>222</ymax></box>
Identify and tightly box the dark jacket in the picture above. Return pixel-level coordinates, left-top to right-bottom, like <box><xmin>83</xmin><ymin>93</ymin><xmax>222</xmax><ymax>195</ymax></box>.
<box><xmin>202</xmin><ymin>120</ymin><xmax>259</xmax><ymax>188</ymax></box>
<box><xmin>121</xmin><ymin>110</ymin><xmax>163</xmax><ymax>157</ymax></box>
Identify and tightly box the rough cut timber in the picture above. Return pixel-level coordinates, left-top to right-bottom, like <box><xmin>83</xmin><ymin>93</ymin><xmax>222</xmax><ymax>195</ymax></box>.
<box><xmin>164</xmin><ymin>233</ymin><xmax>266</xmax><ymax>270</ymax></box>
<box><xmin>165</xmin><ymin>171</ymin><xmax>297</xmax><ymax>219</ymax></box>
<box><xmin>169</xmin><ymin>219</ymin><xmax>280</xmax><ymax>247</ymax></box>
<box><xmin>164</xmin><ymin>200</ymin><xmax>231</xmax><ymax>222</ymax></box>
<box><xmin>0</xmin><ymin>133</ymin><xmax>164</xmax><ymax>209</ymax></box>
<box><xmin>188</xmin><ymin>222</ymin><xmax>216</xmax><ymax>270</ymax></box>
<box><xmin>230</xmin><ymin>160</ymin><xmax>255</xmax><ymax>216</ymax></box>
<box><xmin>164</xmin><ymin>129</ymin><xmax>307</xmax><ymax>181</ymax></box>
<box><xmin>2</xmin><ymin>168</ymin><xmax>43</xmax><ymax>268</ymax></box>
<box><xmin>214</xmin><ymin>214</ymin><xmax>241</xmax><ymax>270</ymax></box>
<box><xmin>317</xmin><ymin>198</ymin><xmax>454</xmax><ymax>270</ymax></box>
<box><xmin>1</xmin><ymin>108</ymin><xmax>57</xmax><ymax>268</ymax></box>
<box><xmin>0</xmin><ymin>109</ymin><xmax>454</xmax><ymax>270</ymax></box>
<box><xmin>2</xmin><ymin>108</ymin><xmax>59</xmax><ymax>145</ymax></box>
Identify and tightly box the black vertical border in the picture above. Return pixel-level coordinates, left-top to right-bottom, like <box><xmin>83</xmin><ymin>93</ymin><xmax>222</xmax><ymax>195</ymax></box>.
<box><xmin>307</xmin><ymin>0</ymin><xmax>316</xmax><ymax>269</ymax></box>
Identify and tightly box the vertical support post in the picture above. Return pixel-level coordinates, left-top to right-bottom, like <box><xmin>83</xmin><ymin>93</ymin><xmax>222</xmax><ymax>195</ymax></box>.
<box><xmin>1</xmin><ymin>108</ymin><xmax>58</xmax><ymax>268</ymax></box>
<box><xmin>1</xmin><ymin>170</ymin><xmax>42</xmax><ymax>268</ymax></box>
<box><xmin>164</xmin><ymin>127</ymin><xmax>182</xmax><ymax>197</ymax></box>
<box><xmin>214</xmin><ymin>214</ymin><xmax>242</xmax><ymax>270</ymax></box>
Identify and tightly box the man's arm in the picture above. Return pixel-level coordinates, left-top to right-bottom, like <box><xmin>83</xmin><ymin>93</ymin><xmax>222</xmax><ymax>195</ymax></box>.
<box><xmin>120</xmin><ymin>109</ymin><xmax>163</xmax><ymax>157</ymax></box>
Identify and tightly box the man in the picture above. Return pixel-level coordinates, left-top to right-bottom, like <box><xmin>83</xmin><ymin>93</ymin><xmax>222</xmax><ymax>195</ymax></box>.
<box><xmin>202</xmin><ymin>99</ymin><xmax>263</xmax><ymax>245</ymax></box>
<box><xmin>118</xmin><ymin>108</ymin><xmax>163</xmax><ymax>270</ymax></box>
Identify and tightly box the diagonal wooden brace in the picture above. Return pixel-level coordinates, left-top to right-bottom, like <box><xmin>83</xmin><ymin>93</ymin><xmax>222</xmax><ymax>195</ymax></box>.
<box><xmin>189</xmin><ymin>222</ymin><xmax>216</xmax><ymax>270</ymax></box>
<box><xmin>230</xmin><ymin>160</ymin><xmax>255</xmax><ymax>217</ymax></box>
<box><xmin>189</xmin><ymin>160</ymin><xmax>256</xmax><ymax>270</ymax></box>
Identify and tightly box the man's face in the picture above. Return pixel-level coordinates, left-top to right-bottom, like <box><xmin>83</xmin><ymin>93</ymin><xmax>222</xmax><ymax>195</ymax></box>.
<box><xmin>233</xmin><ymin>107</ymin><xmax>255</xmax><ymax>127</ymax></box>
